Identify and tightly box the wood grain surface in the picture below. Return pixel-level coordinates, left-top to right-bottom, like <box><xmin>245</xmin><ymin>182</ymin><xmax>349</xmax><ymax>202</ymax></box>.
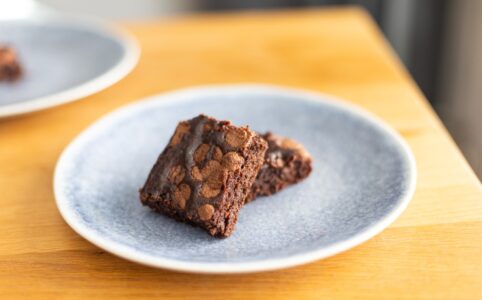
<box><xmin>1</xmin><ymin>7</ymin><xmax>481</xmax><ymax>299</ymax></box>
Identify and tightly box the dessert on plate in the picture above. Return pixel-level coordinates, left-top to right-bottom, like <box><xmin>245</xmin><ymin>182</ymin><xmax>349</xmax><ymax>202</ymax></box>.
<box><xmin>140</xmin><ymin>114</ymin><xmax>268</xmax><ymax>237</ymax></box>
<box><xmin>139</xmin><ymin>114</ymin><xmax>312</xmax><ymax>237</ymax></box>
<box><xmin>0</xmin><ymin>46</ymin><xmax>22</xmax><ymax>82</ymax></box>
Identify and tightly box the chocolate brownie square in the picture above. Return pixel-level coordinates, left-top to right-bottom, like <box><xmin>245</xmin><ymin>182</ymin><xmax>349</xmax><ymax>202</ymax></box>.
<box><xmin>0</xmin><ymin>46</ymin><xmax>22</xmax><ymax>82</ymax></box>
<box><xmin>140</xmin><ymin>115</ymin><xmax>268</xmax><ymax>237</ymax></box>
<box><xmin>246</xmin><ymin>132</ymin><xmax>312</xmax><ymax>202</ymax></box>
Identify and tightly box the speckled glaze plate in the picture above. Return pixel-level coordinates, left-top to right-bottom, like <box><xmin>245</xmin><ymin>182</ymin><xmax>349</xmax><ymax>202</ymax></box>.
<box><xmin>0</xmin><ymin>16</ymin><xmax>139</xmax><ymax>118</ymax></box>
<box><xmin>54</xmin><ymin>85</ymin><xmax>416</xmax><ymax>274</ymax></box>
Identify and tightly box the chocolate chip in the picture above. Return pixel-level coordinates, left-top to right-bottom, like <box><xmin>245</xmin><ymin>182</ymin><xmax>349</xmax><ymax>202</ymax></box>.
<box><xmin>201</xmin><ymin>160</ymin><xmax>221</xmax><ymax>178</ymax></box>
<box><xmin>222</xmin><ymin>152</ymin><xmax>245</xmax><ymax>171</ymax></box>
<box><xmin>169</xmin><ymin>165</ymin><xmax>185</xmax><ymax>184</ymax></box>
<box><xmin>281</xmin><ymin>138</ymin><xmax>310</xmax><ymax>158</ymax></box>
<box><xmin>213</xmin><ymin>146</ymin><xmax>223</xmax><ymax>162</ymax></box>
<box><xmin>200</xmin><ymin>184</ymin><xmax>221</xmax><ymax>198</ymax></box>
<box><xmin>191</xmin><ymin>166</ymin><xmax>203</xmax><ymax>181</ymax></box>
<box><xmin>173</xmin><ymin>183</ymin><xmax>191</xmax><ymax>209</ymax></box>
<box><xmin>206</xmin><ymin>169</ymin><xmax>227</xmax><ymax>189</ymax></box>
<box><xmin>281</xmin><ymin>138</ymin><xmax>300</xmax><ymax>150</ymax></box>
<box><xmin>225</xmin><ymin>128</ymin><xmax>249</xmax><ymax>147</ymax></box>
<box><xmin>198</xmin><ymin>204</ymin><xmax>214</xmax><ymax>221</ymax></box>
<box><xmin>200</xmin><ymin>164</ymin><xmax>227</xmax><ymax>198</ymax></box>
<box><xmin>194</xmin><ymin>143</ymin><xmax>210</xmax><ymax>163</ymax></box>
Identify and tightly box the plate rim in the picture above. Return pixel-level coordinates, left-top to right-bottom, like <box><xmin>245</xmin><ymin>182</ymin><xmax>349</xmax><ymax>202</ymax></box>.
<box><xmin>0</xmin><ymin>16</ymin><xmax>140</xmax><ymax>118</ymax></box>
<box><xmin>53</xmin><ymin>84</ymin><xmax>417</xmax><ymax>274</ymax></box>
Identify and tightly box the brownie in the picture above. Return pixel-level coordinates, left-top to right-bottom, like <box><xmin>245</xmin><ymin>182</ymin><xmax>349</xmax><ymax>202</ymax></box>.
<box><xmin>139</xmin><ymin>115</ymin><xmax>268</xmax><ymax>237</ymax></box>
<box><xmin>0</xmin><ymin>46</ymin><xmax>22</xmax><ymax>82</ymax></box>
<box><xmin>246</xmin><ymin>132</ymin><xmax>312</xmax><ymax>202</ymax></box>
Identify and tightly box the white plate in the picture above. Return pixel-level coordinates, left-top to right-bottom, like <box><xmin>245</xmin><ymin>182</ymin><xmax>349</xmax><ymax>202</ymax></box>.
<box><xmin>54</xmin><ymin>85</ymin><xmax>416</xmax><ymax>273</ymax></box>
<box><xmin>0</xmin><ymin>15</ymin><xmax>139</xmax><ymax>117</ymax></box>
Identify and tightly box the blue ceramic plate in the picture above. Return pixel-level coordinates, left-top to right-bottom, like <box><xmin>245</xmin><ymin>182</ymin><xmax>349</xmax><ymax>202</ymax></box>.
<box><xmin>54</xmin><ymin>85</ymin><xmax>416</xmax><ymax>273</ymax></box>
<box><xmin>0</xmin><ymin>16</ymin><xmax>139</xmax><ymax>118</ymax></box>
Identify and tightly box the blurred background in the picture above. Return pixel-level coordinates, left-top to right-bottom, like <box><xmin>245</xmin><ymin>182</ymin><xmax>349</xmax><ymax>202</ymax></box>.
<box><xmin>14</xmin><ymin>0</ymin><xmax>482</xmax><ymax>178</ymax></box>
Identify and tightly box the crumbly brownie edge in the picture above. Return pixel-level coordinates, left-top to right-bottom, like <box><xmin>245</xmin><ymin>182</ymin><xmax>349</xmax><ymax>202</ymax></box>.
<box><xmin>246</xmin><ymin>133</ymin><xmax>312</xmax><ymax>202</ymax></box>
<box><xmin>214</xmin><ymin>134</ymin><xmax>268</xmax><ymax>237</ymax></box>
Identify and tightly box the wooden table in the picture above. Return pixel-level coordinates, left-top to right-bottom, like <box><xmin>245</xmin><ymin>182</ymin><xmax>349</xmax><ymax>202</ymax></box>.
<box><xmin>1</xmin><ymin>7</ymin><xmax>481</xmax><ymax>299</ymax></box>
